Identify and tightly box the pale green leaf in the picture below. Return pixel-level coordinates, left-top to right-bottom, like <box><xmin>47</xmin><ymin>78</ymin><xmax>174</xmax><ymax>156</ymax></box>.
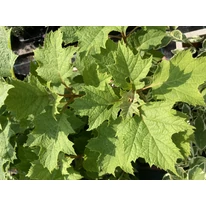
<box><xmin>0</xmin><ymin>80</ymin><xmax>13</xmax><ymax>108</ymax></box>
<box><xmin>77</xmin><ymin>26</ymin><xmax>113</xmax><ymax>54</ymax></box>
<box><xmin>188</xmin><ymin>163</ymin><xmax>206</xmax><ymax>180</ymax></box>
<box><xmin>35</xmin><ymin>29</ymin><xmax>78</xmax><ymax>84</ymax></box>
<box><xmin>120</xmin><ymin>90</ymin><xmax>145</xmax><ymax>118</ymax></box>
<box><xmin>60</xmin><ymin>156</ymin><xmax>82</xmax><ymax>180</ymax></box>
<box><xmin>5</xmin><ymin>76</ymin><xmax>51</xmax><ymax>119</ymax></box>
<box><xmin>151</xmin><ymin>50</ymin><xmax>206</xmax><ymax>105</ymax></box>
<box><xmin>0</xmin><ymin>119</ymin><xmax>16</xmax><ymax>179</ymax></box>
<box><xmin>108</xmin><ymin>43</ymin><xmax>152</xmax><ymax>89</ymax></box>
<box><xmin>86</xmin><ymin>120</ymin><xmax>134</xmax><ymax>176</ymax></box>
<box><xmin>71</xmin><ymin>84</ymin><xmax>120</xmax><ymax>130</ymax></box>
<box><xmin>116</xmin><ymin>101</ymin><xmax>193</xmax><ymax>174</ymax></box>
<box><xmin>26</xmin><ymin>108</ymin><xmax>76</xmax><ymax>172</ymax></box>
<box><xmin>0</xmin><ymin>27</ymin><xmax>17</xmax><ymax>77</ymax></box>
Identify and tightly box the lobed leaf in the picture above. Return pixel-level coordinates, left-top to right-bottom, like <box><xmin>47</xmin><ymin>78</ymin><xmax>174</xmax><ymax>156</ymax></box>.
<box><xmin>26</xmin><ymin>108</ymin><xmax>75</xmax><ymax>172</ymax></box>
<box><xmin>71</xmin><ymin>84</ymin><xmax>120</xmax><ymax>130</ymax></box>
<box><xmin>35</xmin><ymin>29</ymin><xmax>78</xmax><ymax>84</ymax></box>
<box><xmin>5</xmin><ymin>76</ymin><xmax>51</xmax><ymax>119</ymax></box>
<box><xmin>108</xmin><ymin>43</ymin><xmax>152</xmax><ymax>89</ymax></box>
<box><xmin>151</xmin><ymin>50</ymin><xmax>206</xmax><ymax>106</ymax></box>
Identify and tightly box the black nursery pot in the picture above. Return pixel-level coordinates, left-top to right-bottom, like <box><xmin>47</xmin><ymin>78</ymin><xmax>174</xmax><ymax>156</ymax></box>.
<box><xmin>137</xmin><ymin>165</ymin><xmax>167</xmax><ymax>180</ymax></box>
<box><xmin>135</xmin><ymin>160</ymin><xmax>167</xmax><ymax>180</ymax></box>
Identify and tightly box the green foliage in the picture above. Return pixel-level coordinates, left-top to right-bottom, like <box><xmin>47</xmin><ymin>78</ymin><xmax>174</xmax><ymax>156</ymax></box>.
<box><xmin>0</xmin><ymin>27</ymin><xmax>17</xmax><ymax>77</ymax></box>
<box><xmin>0</xmin><ymin>26</ymin><xmax>206</xmax><ymax>180</ymax></box>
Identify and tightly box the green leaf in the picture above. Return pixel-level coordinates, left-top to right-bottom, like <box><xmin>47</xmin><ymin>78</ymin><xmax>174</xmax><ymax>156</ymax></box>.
<box><xmin>76</xmin><ymin>26</ymin><xmax>113</xmax><ymax>54</ymax></box>
<box><xmin>86</xmin><ymin>120</ymin><xmax>134</xmax><ymax>176</ymax></box>
<box><xmin>0</xmin><ymin>80</ymin><xmax>13</xmax><ymax>108</ymax></box>
<box><xmin>71</xmin><ymin>84</ymin><xmax>120</xmax><ymax>130</ymax></box>
<box><xmin>83</xmin><ymin>148</ymin><xmax>100</xmax><ymax>173</ymax></box>
<box><xmin>92</xmin><ymin>39</ymin><xmax>117</xmax><ymax>73</ymax></box>
<box><xmin>60</xmin><ymin>156</ymin><xmax>82</xmax><ymax>180</ymax></box>
<box><xmin>127</xmin><ymin>26</ymin><xmax>167</xmax><ymax>51</ymax></box>
<box><xmin>27</xmin><ymin>160</ymin><xmax>61</xmax><ymax>180</ymax></box>
<box><xmin>0</xmin><ymin>27</ymin><xmax>17</xmax><ymax>77</ymax></box>
<box><xmin>120</xmin><ymin>90</ymin><xmax>144</xmax><ymax>118</ymax></box>
<box><xmin>170</xmin><ymin>30</ymin><xmax>183</xmax><ymax>41</ymax></box>
<box><xmin>188</xmin><ymin>163</ymin><xmax>206</xmax><ymax>180</ymax></box>
<box><xmin>60</xmin><ymin>26</ymin><xmax>83</xmax><ymax>44</ymax></box>
<box><xmin>108</xmin><ymin>43</ymin><xmax>152</xmax><ymax>89</ymax></box>
<box><xmin>194</xmin><ymin>115</ymin><xmax>206</xmax><ymax>150</ymax></box>
<box><xmin>0</xmin><ymin>119</ymin><xmax>16</xmax><ymax>179</ymax></box>
<box><xmin>26</xmin><ymin>108</ymin><xmax>76</xmax><ymax>172</ymax></box>
<box><xmin>5</xmin><ymin>76</ymin><xmax>51</xmax><ymax>119</ymax></box>
<box><xmin>116</xmin><ymin>101</ymin><xmax>193</xmax><ymax>174</ymax></box>
<box><xmin>35</xmin><ymin>29</ymin><xmax>78</xmax><ymax>84</ymax></box>
<box><xmin>151</xmin><ymin>50</ymin><xmax>206</xmax><ymax>105</ymax></box>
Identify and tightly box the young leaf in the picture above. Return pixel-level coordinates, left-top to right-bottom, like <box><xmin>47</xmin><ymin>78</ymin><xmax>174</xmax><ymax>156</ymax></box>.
<box><xmin>120</xmin><ymin>90</ymin><xmax>145</xmax><ymax>118</ymax></box>
<box><xmin>5</xmin><ymin>77</ymin><xmax>51</xmax><ymax>119</ymax></box>
<box><xmin>71</xmin><ymin>84</ymin><xmax>120</xmax><ymax>130</ymax></box>
<box><xmin>26</xmin><ymin>108</ymin><xmax>76</xmax><ymax>172</ymax></box>
<box><xmin>151</xmin><ymin>50</ymin><xmax>206</xmax><ymax>106</ymax></box>
<box><xmin>0</xmin><ymin>27</ymin><xmax>17</xmax><ymax>77</ymax></box>
<box><xmin>35</xmin><ymin>29</ymin><xmax>78</xmax><ymax>84</ymax></box>
<box><xmin>116</xmin><ymin>101</ymin><xmax>193</xmax><ymax>174</ymax></box>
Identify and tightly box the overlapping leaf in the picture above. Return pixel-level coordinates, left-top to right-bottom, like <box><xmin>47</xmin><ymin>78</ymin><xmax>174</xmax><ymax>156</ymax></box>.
<box><xmin>116</xmin><ymin>101</ymin><xmax>193</xmax><ymax>174</ymax></box>
<box><xmin>151</xmin><ymin>50</ymin><xmax>206</xmax><ymax>105</ymax></box>
<box><xmin>0</xmin><ymin>80</ymin><xmax>13</xmax><ymax>108</ymax></box>
<box><xmin>26</xmin><ymin>108</ymin><xmax>76</xmax><ymax>172</ymax></box>
<box><xmin>71</xmin><ymin>84</ymin><xmax>120</xmax><ymax>130</ymax></box>
<box><xmin>108</xmin><ymin>43</ymin><xmax>152</xmax><ymax>89</ymax></box>
<box><xmin>85</xmin><ymin>120</ymin><xmax>134</xmax><ymax>176</ymax></box>
<box><xmin>60</xmin><ymin>26</ymin><xmax>83</xmax><ymax>44</ymax></box>
<box><xmin>5</xmin><ymin>76</ymin><xmax>51</xmax><ymax>119</ymax></box>
<box><xmin>127</xmin><ymin>26</ymin><xmax>167</xmax><ymax>51</ymax></box>
<box><xmin>0</xmin><ymin>27</ymin><xmax>17</xmax><ymax>77</ymax></box>
<box><xmin>35</xmin><ymin>29</ymin><xmax>78</xmax><ymax>84</ymax></box>
<box><xmin>0</xmin><ymin>119</ymin><xmax>16</xmax><ymax>179</ymax></box>
<box><xmin>76</xmin><ymin>26</ymin><xmax>113</xmax><ymax>54</ymax></box>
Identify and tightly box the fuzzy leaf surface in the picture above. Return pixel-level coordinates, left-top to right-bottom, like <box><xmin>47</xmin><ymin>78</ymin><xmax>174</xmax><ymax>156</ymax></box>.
<box><xmin>0</xmin><ymin>119</ymin><xmax>16</xmax><ymax>179</ymax></box>
<box><xmin>35</xmin><ymin>30</ymin><xmax>77</xmax><ymax>84</ymax></box>
<box><xmin>5</xmin><ymin>77</ymin><xmax>51</xmax><ymax>119</ymax></box>
<box><xmin>108</xmin><ymin>43</ymin><xmax>152</xmax><ymax>89</ymax></box>
<box><xmin>76</xmin><ymin>26</ymin><xmax>113</xmax><ymax>54</ymax></box>
<box><xmin>127</xmin><ymin>26</ymin><xmax>167</xmax><ymax>51</ymax></box>
<box><xmin>26</xmin><ymin>108</ymin><xmax>75</xmax><ymax>172</ymax></box>
<box><xmin>151</xmin><ymin>51</ymin><xmax>206</xmax><ymax>105</ymax></box>
<box><xmin>86</xmin><ymin>120</ymin><xmax>134</xmax><ymax>176</ymax></box>
<box><xmin>116</xmin><ymin>101</ymin><xmax>193</xmax><ymax>174</ymax></box>
<box><xmin>71</xmin><ymin>84</ymin><xmax>120</xmax><ymax>130</ymax></box>
<box><xmin>0</xmin><ymin>27</ymin><xmax>17</xmax><ymax>77</ymax></box>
